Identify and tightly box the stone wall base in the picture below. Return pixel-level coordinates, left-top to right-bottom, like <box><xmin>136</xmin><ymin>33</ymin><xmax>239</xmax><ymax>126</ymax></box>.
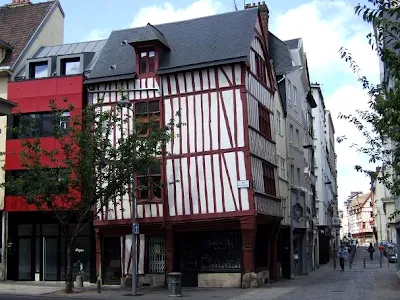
<box><xmin>198</xmin><ymin>273</ymin><xmax>241</xmax><ymax>288</ymax></box>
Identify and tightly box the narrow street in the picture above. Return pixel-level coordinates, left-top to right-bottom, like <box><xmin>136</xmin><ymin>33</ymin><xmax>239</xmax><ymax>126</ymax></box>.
<box><xmin>232</xmin><ymin>246</ymin><xmax>400</xmax><ymax>300</ymax></box>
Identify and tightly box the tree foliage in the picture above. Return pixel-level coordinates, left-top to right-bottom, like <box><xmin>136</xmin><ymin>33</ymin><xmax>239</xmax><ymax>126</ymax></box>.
<box><xmin>2</xmin><ymin>95</ymin><xmax>178</xmax><ymax>292</ymax></box>
<box><xmin>338</xmin><ymin>0</ymin><xmax>400</xmax><ymax>219</ymax></box>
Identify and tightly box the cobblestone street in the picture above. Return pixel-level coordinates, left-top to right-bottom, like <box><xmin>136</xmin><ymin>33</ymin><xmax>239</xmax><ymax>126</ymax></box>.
<box><xmin>232</xmin><ymin>247</ymin><xmax>400</xmax><ymax>300</ymax></box>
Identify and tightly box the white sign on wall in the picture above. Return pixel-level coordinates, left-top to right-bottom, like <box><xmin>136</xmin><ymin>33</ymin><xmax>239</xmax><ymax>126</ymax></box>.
<box><xmin>237</xmin><ymin>180</ymin><xmax>250</xmax><ymax>189</ymax></box>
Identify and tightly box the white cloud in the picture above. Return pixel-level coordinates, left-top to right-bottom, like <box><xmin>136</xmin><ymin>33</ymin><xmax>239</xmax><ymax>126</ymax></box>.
<box><xmin>271</xmin><ymin>0</ymin><xmax>379</xmax><ymax>82</ymax></box>
<box><xmin>131</xmin><ymin>0</ymin><xmax>224</xmax><ymax>27</ymax></box>
<box><xmin>84</xmin><ymin>29</ymin><xmax>110</xmax><ymax>41</ymax></box>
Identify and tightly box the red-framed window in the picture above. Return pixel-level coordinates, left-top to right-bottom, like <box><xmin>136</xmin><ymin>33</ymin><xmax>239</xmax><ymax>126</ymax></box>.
<box><xmin>139</xmin><ymin>50</ymin><xmax>155</xmax><ymax>74</ymax></box>
<box><xmin>137</xmin><ymin>164</ymin><xmax>162</xmax><ymax>201</ymax></box>
<box><xmin>255</xmin><ymin>53</ymin><xmax>268</xmax><ymax>85</ymax></box>
<box><xmin>263</xmin><ymin>163</ymin><xmax>276</xmax><ymax>196</ymax></box>
<box><xmin>135</xmin><ymin>101</ymin><xmax>160</xmax><ymax>136</ymax></box>
<box><xmin>258</xmin><ymin>103</ymin><xmax>272</xmax><ymax>139</ymax></box>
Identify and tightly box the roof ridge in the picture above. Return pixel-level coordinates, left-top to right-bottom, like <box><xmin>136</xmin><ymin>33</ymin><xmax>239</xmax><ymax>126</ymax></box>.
<box><xmin>38</xmin><ymin>39</ymin><xmax>108</xmax><ymax>48</ymax></box>
<box><xmin>111</xmin><ymin>7</ymin><xmax>258</xmax><ymax>34</ymax></box>
<box><xmin>0</xmin><ymin>0</ymin><xmax>55</xmax><ymax>9</ymax></box>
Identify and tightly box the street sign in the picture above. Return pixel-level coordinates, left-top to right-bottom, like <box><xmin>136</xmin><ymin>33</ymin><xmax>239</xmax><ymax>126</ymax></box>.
<box><xmin>237</xmin><ymin>180</ymin><xmax>250</xmax><ymax>188</ymax></box>
<box><xmin>133</xmin><ymin>223</ymin><xmax>139</xmax><ymax>235</ymax></box>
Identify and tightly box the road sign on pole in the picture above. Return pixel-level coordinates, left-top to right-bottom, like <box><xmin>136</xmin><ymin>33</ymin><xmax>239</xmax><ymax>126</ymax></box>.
<box><xmin>133</xmin><ymin>223</ymin><xmax>139</xmax><ymax>235</ymax></box>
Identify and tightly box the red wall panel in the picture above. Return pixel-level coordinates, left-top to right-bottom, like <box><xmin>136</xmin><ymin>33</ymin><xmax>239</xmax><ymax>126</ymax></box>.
<box><xmin>5</xmin><ymin>75</ymin><xmax>84</xmax><ymax>212</ymax></box>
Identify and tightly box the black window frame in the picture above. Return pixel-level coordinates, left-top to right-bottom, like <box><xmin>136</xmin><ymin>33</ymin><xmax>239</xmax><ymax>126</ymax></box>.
<box><xmin>60</xmin><ymin>57</ymin><xmax>81</xmax><ymax>76</ymax></box>
<box><xmin>29</xmin><ymin>61</ymin><xmax>49</xmax><ymax>79</ymax></box>
<box><xmin>9</xmin><ymin>112</ymin><xmax>70</xmax><ymax>139</ymax></box>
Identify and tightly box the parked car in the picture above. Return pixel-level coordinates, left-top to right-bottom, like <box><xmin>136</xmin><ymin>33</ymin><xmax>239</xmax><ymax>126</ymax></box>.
<box><xmin>385</xmin><ymin>243</ymin><xmax>398</xmax><ymax>263</ymax></box>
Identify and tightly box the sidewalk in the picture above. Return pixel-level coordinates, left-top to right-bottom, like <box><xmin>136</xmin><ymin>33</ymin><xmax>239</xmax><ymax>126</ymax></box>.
<box><xmin>0</xmin><ymin>247</ymin><xmax>398</xmax><ymax>299</ymax></box>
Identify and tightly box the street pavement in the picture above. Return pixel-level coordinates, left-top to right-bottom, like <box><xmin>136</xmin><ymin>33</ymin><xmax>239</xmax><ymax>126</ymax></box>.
<box><xmin>0</xmin><ymin>246</ymin><xmax>398</xmax><ymax>299</ymax></box>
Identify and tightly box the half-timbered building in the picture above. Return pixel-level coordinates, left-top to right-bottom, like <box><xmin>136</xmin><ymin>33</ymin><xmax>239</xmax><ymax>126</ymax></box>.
<box><xmin>86</xmin><ymin>3</ymin><xmax>281</xmax><ymax>288</ymax></box>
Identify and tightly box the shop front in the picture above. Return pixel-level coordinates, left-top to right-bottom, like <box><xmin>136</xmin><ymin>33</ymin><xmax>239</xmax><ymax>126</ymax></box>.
<box><xmin>6</xmin><ymin>212</ymin><xmax>95</xmax><ymax>282</ymax></box>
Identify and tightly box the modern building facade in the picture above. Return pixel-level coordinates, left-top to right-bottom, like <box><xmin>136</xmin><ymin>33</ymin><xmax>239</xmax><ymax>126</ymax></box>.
<box><xmin>86</xmin><ymin>5</ymin><xmax>282</xmax><ymax>288</ymax></box>
<box><xmin>4</xmin><ymin>40</ymin><xmax>106</xmax><ymax>281</ymax></box>
<box><xmin>0</xmin><ymin>0</ymin><xmax>64</xmax><ymax>280</ymax></box>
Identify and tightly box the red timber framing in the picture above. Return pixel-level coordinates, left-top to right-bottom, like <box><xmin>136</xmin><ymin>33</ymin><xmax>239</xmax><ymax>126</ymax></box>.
<box><xmin>93</xmin><ymin>17</ymin><xmax>282</xmax><ymax>287</ymax></box>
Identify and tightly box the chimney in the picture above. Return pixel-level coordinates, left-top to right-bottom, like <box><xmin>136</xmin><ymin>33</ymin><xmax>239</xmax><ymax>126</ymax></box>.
<box><xmin>245</xmin><ymin>2</ymin><xmax>269</xmax><ymax>50</ymax></box>
<box><xmin>10</xmin><ymin>0</ymin><xmax>31</xmax><ymax>6</ymax></box>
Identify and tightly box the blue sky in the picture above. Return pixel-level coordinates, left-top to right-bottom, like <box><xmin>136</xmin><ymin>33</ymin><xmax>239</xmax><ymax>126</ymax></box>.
<box><xmin>0</xmin><ymin>0</ymin><xmax>379</xmax><ymax>206</ymax></box>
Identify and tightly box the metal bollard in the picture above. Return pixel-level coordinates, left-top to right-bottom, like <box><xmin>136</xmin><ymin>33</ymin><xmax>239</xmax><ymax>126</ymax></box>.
<box><xmin>388</xmin><ymin>257</ymin><xmax>390</xmax><ymax>269</ymax></box>
<box><xmin>349</xmin><ymin>257</ymin><xmax>352</xmax><ymax>270</ymax></box>
<box><xmin>97</xmin><ymin>278</ymin><xmax>102</xmax><ymax>293</ymax></box>
<box><xmin>363</xmin><ymin>257</ymin><xmax>366</xmax><ymax>269</ymax></box>
<box><xmin>333</xmin><ymin>258</ymin><xmax>336</xmax><ymax>269</ymax></box>
<box><xmin>76</xmin><ymin>275</ymin><xmax>83</xmax><ymax>288</ymax></box>
<box><xmin>380</xmin><ymin>257</ymin><xmax>382</xmax><ymax>268</ymax></box>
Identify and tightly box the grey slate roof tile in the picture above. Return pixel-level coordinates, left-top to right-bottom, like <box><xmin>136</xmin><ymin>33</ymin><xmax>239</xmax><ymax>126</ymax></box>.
<box><xmin>269</xmin><ymin>32</ymin><xmax>294</xmax><ymax>75</ymax></box>
<box><xmin>285</xmin><ymin>38</ymin><xmax>300</xmax><ymax>49</ymax></box>
<box><xmin>88</xmin><ymin>8</ymin><xmax>259</xmax><ymax>80</ymax></box>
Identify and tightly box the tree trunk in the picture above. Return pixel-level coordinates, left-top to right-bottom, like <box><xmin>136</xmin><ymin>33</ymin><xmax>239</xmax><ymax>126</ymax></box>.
<box><xmin>65</xmin><ymin>242</ymin><xmax>74</xmax><ymax>293</ymax></box>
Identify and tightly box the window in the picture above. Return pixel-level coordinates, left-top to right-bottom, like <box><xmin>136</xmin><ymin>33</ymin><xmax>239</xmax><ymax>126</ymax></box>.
<box><xmin>148</xmin><ymin>236</ymin><xmax>165</xmax><ymax>273</ymax></box>
<box><xmin>29</xmin><ymin>61</ymin><xmax>48</xmax><ymax>79</ymax></box>
<box><xmin>262</xmin><ymin>163</ymin><xmax>276</xmax><ymax>196</ymax></box>
<box><xmin>137</xmin><ymin>164</ymin><xmax>162</xmax><ymax>201</ymax></box>
<box><xmin>293</xmin><ymin>86</ymin><xmax>298</xmax><ymax>107</ymax></box>
<box><xmin>279</xmin><ymin>157</ymin><xmax>286</xmax><ymax>180</ymax></box>
<box><xmin>5</xmin><ymin>169</ymin><xmax>69</xmax><ymax>195</ymax></box>
<box><xmin>135</xmin><ymin>101</ymin><xmax>160</xmax><ymax>136</ymax></box>
<box><xmin>275</xmin><ymin>111</ymin><xmax>282</xmax><ymax>135</ymax></box>
<box><xmin>297</xmin><ymin>167</ymin><xmax>301</xmax><ymax>186</ymax></box>
<box><xmin>254</xmin><ymin>52</ymin><xmax>267</xmax><ymax>85</ymax></box>
<box><xmin>289</xmin><ymin>124</ymin><xmax>294</xmax><ymax>143</ymax></box>
<box><xmin>10</xmin><ymin>112</ymin><xmax>70</xmax><ymax>139</ymax></box>
<box><xmin>61</xmin><ymin>58</ymin><xmax>80</xmax><ymax>75</ymax></box>
<box><xmin>258</xmin><ymin>103</ymin><xmax>272</xmax><ymax>139</ymax></box>
<box><xmin>139</xmin><ymin>50</ymin><xmax>155</xmax><ymax>74</ymax></box>
<box><xmin>290</xmin><ymin>164</ymin><xmax>294</xmax><ymax>185</ymax></box>
<box><xmin>295</xmin><ymin>129</ymin><xmax>300</xmax><ymax>147</ymax></box>
<box><xmin>287</xmin><ymin>80</ymin><xmax>292</xmax><ymax>104</ymax></box>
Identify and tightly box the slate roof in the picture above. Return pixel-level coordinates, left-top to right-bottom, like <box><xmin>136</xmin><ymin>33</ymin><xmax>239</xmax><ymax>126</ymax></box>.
<box><xmin>129</xmin><ymin>24</ymin><xmax>169</xmax><ymax>49</ymax></box>
<box><xmin>88</xmin><ymin>8</ymin><xmax>259</xmax><ymax>82</ymax></box>
<box><xmin>285</xmin><ymin>38</ymin><xmax>301</xmax><ymax>49</ymax></box>
<box><xmin>34</xmin><ymin>39</ymin><xmax>107</xmax><ymax>70</ymax></box>
<box><xmin>269</xmin><ymin>32</ymin><xmax>294</xmax><ymax>76</ymax></box>
<box><xmin>0</xmin><ymin>0</ymin><xmax>56</xmax><ymax>68</ymax></box>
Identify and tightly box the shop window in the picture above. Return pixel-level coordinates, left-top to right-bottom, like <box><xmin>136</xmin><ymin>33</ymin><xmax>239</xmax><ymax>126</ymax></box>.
<box><xmin>258</xmin><ymin>103</ymin><xmax>272</xmax><ymax>139</ymax></box>
<box><xmin>148</xmin><ymin>236</ymin><xmax>165</xmax><ymax>273</ymax></box>
<box><xmin>137</xmin><ymin>164</ymin><xmax>161</xmax><ymax>201</ymax></box>
<box><xmin>60</xmin><ymin>57</ymin><xmax>81</xmax><ymax>75</ymax></box>
<box><xmin>29</xmin><ymin>61</ymin><xmax>49</xmax><ymax>79</ymax></box>
<box><xmin>135</xmin><ymin>101</ymin><xmax>160</xmax><ymax>136</ymax></box>
<box><xmin>139</xmin><ymin>50</ymin><xmax>155</xmax><ymax>74</ymax></box>
<box><xmin>10</xmin><ymin>112</ymin><xmax>70</xmax><ymax>139</ymax></box>
<box><xmin>263</xmin><ymin>163</ymin><xmax>276</xmax><ymax>196</ymax></box>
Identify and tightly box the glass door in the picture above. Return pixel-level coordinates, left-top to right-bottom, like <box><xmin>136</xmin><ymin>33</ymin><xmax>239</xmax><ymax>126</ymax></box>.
<box><xmin>43</xmin><ymin>237</ymin><xmax>58</xmax><ymax>280</ymax></box>
<box><xmin>18</xmin><ymin>238</ymin><xmax>32</xmax><ymax>280</ymax></box>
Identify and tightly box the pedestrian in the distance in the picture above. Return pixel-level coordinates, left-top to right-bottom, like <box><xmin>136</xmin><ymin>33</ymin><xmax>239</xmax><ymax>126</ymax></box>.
<box><xmin>367</xmin><ymin>243</ymin><xmax>375</xmax><ymax>260</ymax></box>
<box><xmin>378</xmin><ymin>243</ymin><xmax>385</xmax><ymax>259</ymax></box>
<box><xmin>337</xmin><ymin>243</ymin><xmax>348</xmax><ymax>271</ymax></box>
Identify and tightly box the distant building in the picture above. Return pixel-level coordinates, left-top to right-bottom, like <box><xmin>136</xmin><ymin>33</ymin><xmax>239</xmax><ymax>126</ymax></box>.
<box><xmin>348</xmin><ymin>192</ymin><xmax>374</xmax><ymax>245</ymax></box>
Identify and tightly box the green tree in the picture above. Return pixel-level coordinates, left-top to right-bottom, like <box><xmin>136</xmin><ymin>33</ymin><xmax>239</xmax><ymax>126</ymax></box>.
<box><xmin>2</xmin><ymin>95</ymin><xmax>177</xmax><ymax>293</ymax></box>
<box><xmin>338</xmin><ymin>0</ymin><xmax>400</xmax><ymax>219</ymax></box>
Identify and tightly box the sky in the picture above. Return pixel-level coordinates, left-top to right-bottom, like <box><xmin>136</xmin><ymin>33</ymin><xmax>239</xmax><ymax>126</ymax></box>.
<box><xmin>0</xmin><ymin>0</ymin><xmax>380</xmax><ymax>208</ymax></box>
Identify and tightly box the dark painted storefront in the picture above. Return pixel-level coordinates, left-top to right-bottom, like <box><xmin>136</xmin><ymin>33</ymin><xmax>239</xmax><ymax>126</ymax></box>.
<box><xmin>7</xmin><ymin>212</ymin><xmax>95</xmax><ymax>282</ymax></box>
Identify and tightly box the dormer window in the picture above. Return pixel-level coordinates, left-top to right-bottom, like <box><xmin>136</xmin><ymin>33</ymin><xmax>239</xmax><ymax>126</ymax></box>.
<box><xmin>60</xmin><ymin>57</ymin><xmax>80</xmax><ymax>76</ymax></box>
<box><xmin>139</xmin><ymin>50</ymin><xmax>155</xmax><ymax>74</ymax></box>
<box><xmin>29</xmin><ymin>61</ymin><xmax>48</xmax><ymax>79</ymax></box>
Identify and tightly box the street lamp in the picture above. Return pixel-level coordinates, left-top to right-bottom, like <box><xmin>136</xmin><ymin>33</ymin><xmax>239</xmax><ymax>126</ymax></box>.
<box><xmin>117</xmin><ymin>97</ymin><xmax>138</xmax><ymax>296</ymax></box>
